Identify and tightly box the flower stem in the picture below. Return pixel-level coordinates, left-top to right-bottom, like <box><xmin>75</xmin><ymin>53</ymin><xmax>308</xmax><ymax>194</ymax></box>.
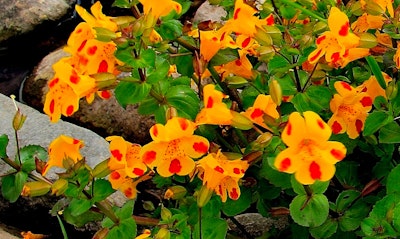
<box><xmin>95</xmin><ymin>200</ymin><xmax>120</xmax><ymax>225</ymax></box>
<box><xmin>280</xmin><ymin>0</ymin><xmax>327</xmax><ymax>22</ymax></box>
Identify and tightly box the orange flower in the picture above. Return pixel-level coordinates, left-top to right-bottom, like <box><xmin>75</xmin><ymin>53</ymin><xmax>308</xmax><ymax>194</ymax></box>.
<box><xmin>141</xmin><ymin>117</ymin><xmax>209</xmax><ymax>177</ymax></box>
<box><xmin>351</xmin><ymin>13</ymin><xmax>385</xmax><ymax>33</ymax></box>
<box><xmin>135</xmin><ymin>229</ymin><xmax>152</xmax><ymax>239</ymax></box>
<box><xmin>328</xmin><ymin>81</ymin><xmax>373</xmax><ymax>139</ymax></box>
<box><xmin>199</xmin><ymin>29</ymin><xmax>237</xmax><ymax>62</ymax></box>
<box><xmin>75</xmin><ymin>1</ymin><xmax>118</xmax><ymax>32</ymax></box>
<box><xmin>308</xmin><ymin>7</ymin><xmax>369</xmax><ymax>68</ymax></box>
<box><xmin>241</xmin><ymin>94</ymin><xmax>279</xmax><ymax>130</ymax></box>
<box><xmin>274</xmin><ymin>111</ymin><xmax>347</xmax><ymax>185</ymax></box>
<box><xmin>195</xmin><ymin>84</ymin><xmax>233</xmax><ymax>125</ymax></box>
<box><xmin>394</xmin><ymin>43</ymin><xmax>400</xmax><ymax>68</ymax></box>
<box><xmin>108</xmin><ymin>169</ymin><xmax>152</xmax><ymax>199</ymax></box>
<box><xmin>42</xmin><ymin>135</ymin><xmax>84</xmax><ymax>176</ymax></box>
<box><xmin>197</xmin><ymin>151</ymin><xmax>249</xmax><ymax>202</ymax></box>
<box><xmin>139</xmin><ymin>0</ymin><xmax>182</xmax><ymax>19</ymax></box>
<box><xmin>356</xmin><ymin>72</ymin><xmax>392</xmax><ymax>100</ymax></box>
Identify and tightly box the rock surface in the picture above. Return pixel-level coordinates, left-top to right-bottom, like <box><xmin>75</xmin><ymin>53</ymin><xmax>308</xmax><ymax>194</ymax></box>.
<box><xmin>228</xmin><ymin>213</ymin><xmax>289</xmax><ymax>237</ymax></box>
<box><xmin>22</xmin><ymin>48</ymin><xmax>155</xmax><ymax>145</ymax></box>
<box><xmin>0</xmin><ymin>0</ymin><xmax>74</xmax><ymax>42</ymax></box>
<box><xmin>193</xmin><ymin>0</ymin><xmax>227</xmax><ymax>23</ymax></box>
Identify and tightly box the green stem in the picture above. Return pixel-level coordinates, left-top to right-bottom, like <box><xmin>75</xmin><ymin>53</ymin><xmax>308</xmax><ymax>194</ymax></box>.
<box><xmin>280</xmin><ymin>0</ymin><xmax>327</xmax><ymax>22</ymax></box>
<box><xmin>0</xmin><ymin>156</ymin><xmax>20</xmax><ymax>171</ymax></box>
<box><xmin>56</xmin><ymin>213</ymin><xmax>69</xmax><ymax>239</ymax></box>
<box><xmin>175</xmin><ymin>37</ymin><xmax>198</xmax><ymax>53</ymax></box>
<box><xmin>198</xmin><ymin>207</ymin><xmax>202</xmax><ymax>239</ymax></box>
<box><xmin>234</xmin><ymin>128</ymin><xmax>248</xmax><ymax>147</ymax></box>
<box><xmin>133</xmin><ymin>215</ymin><xmax>160</xmax><ymax>226</ymax></box>
<box><xmin>14</xmin><ymin>130</ymin><xmax>21</xmax><ymax>166</ymax></box>
<box><xmin>95</xmin><ymin>200</ymin><xmax>120</xmax><ymax>225</ymax></box>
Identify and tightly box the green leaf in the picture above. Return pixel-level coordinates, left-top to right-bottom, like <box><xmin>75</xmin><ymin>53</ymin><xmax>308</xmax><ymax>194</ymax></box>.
<box><xmin>393</xmin><ymin>203</ymin><xmax>400</xmax><ymax>231</ymax></box>
<box><xmin>159</xmin><ymin>19</ymin><xmax>183</xmax><ymax>40</ymax></box>
<box><xmin>69</xmin><ymin>198</ymin><xmax>93</xmax><ymax>217</ymax></box>
<box><xmin>335</xmin><ymin>161</ymin><xmax>361</xmax><ymax>187</ymax></box>
<box><xmin>268</xmin><ymin>55</ymin><xmax>292</xmax><ymax>74</ymax></box>
<box><xmin>363</xmin><ymin>111</ymin><xmax>391</xmax><ymax>136</ymax></box>
<box><xmin>92</xmin><ymin>179</ymin><xmax>115</xmax><ymax>203</ymax></box>
<box><xmin>378</xmin><ymin>121</ymin><xmax>400</xmax><ymax>143</ymax></box>
<box><xmin>166</xmin><ymin>85</ymin><xmax>200</xmax><ymax>120</ymax></box>
<box><xmin>336</xmin><ymin>190</ymin><xmax>360</xmax><ymax>213</ymax></box>
<box><xmin>310</xmin><ymin>218</ymin><xmax>338</xmax><ymax>239</ymax></box>
<box><xmin>1</xmin><ymin>171</ymin><xmax>28</xmax><ymax>203</ymax></box>
<box><xmin>112</xmin><ymin>0</ymin><xmax>137</xmax><ymax>8</ymax></box>
<box><xmin>365</xmin><ymin>56</ymin><xmax>386</xmax><ymax>89</ymax></box>
<box><xmin>63</xmin><ymin>207</ymin><xmax>103</xmax><ymax>227</ymax></box>
<box><xmin>310</xmin><ymin>181</ymin><xmax>330</xmax><ymax>194</ymax></box>
<box><xmin>146</xmin><ymin>56</ymin><xmax>170</xmax><ymax>84</ymax></box>
<box><xmin>209</xmin><ymin>48</ymin><xmax>239</xmax><ymax>66</ymax></box>
<box><xmin>193</xmin><ymin>217</ymin><xmax>227</xmax><ymax>239</ymax></box>
<box><xmin>106</xmin><ymin>217</ymin><xmax>137</xmax><ymax>239</ymax></box>
<box><xmin>260</xmin><ymin>157</ymin><xmax>292</xmax><ymax>189</ymax></box>
<box><xmin>138</xmin><ymin>96</ymin><xmax>160</xmax><ymax>115</ymax></box>
<box><xmin>292</xmin><ymin>86</ymin><xmax>331</xmax><ymax>113</ymax></box>
<box><xmin>387</xmin><ymin>164</ymin><xmax>400</xmax><ymax>194</ymax></box>
<box><xmin>339</xmin><ymin>200</ymin><xmax>370</xmax><ymax>232</ymax></box>
<box><xmin>115</xmin><ymin>81</ymin><xmax>152</xmax><ymax>108</ymax></box>
<box><xmin>18</xmin><ymin>145</ymin><xmax>47</xmax><ymax>173</ymax></box>
<box><xmin>0</xmin><ymin>134</ymin><xmax>8</xmax><ymax>158</ymax></box>
<box><xmin>222</xmin><ymin>187</ymin><xmax>252</xmax><ymax>216</ymax></box>
<box><xmin>291</xmin><ymin>176</ymin><xmax>306</xmax><ymax>195</ymax></box>
<box><xmin>116</xmin><ymin>48</ymin><xmax>156</xmax><ymax>68</ymax></box>
<box><xmin>361</xmin><ymin>218</ymin><xmax>398</xmax><ymax>238</ymax></box>
<box><xmin>290</xmin><ymin>194</ymin><xmax>329</xmax><ymax>227</ymax></box>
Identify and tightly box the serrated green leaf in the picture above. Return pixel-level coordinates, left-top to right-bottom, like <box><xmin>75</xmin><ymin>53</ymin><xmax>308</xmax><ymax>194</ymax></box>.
<box><xmin>291</xmin><ymin>175</ymin><xmax>306</xmax><ymax>195</ymax></box>
<box><xmin>0</xmin><ymin>134</ymin><xmax>8</xmax><ymax>158</ymax></box>
<box><xmin>363</xmin><ymin>111</ymin><xmax>391</xmax><ymax>136</ymax></box>
<box><xmin>290</xmin><ymin>194</ymin><xmax>329</xmax><ymax>227</ymax></box>
<box><xmin>93</xmin><ymin>179</ymin><xmax>115</xmax><ymax>203</ymax></box>
<box><xmin>146</xmin><ymin>57</ymin><xmax>170</xmax><ymax>84</ymax></box>
<box><xmin>193</xmin><ymin>218</ymin><xmax>227</xmax><ymax>239</ymax></box>
<box><xmin>310</xmin><ymin>181</ymin><xmax>330</xmax><ymax>194</ymax></box>
<box><xmin>209</xmin><ymin>48</ymin><xmax>239</xmax><ymax>66</ymax></box>
<box><xmin>116</xmin><ymin>48</ymin><xmax>156</xmax><ymax>68</ymax></box>
<box><xmin>260</xmin><ymin>157</ymin><xmax>292</xmax><ymax>189</ymax></box>
<box><xmin>393</xmin><ymin>202</ymin><xmax>400</xmax><ymax>231</ymax></box>
<box><xmin>336</xmin><ymin>190</ymin><xmax>361</xmax><ymax>212</ymax></box>
<box><xmin>310</xmin><ymin>218</ymin><xmax>338</xmax><ymax>239</ymax></box>
<box><xmin>137</xmin><ymin>96</ymin><xmax>161</xmax><ymax>115</ymax></box>
<box><xmin>106</xmin><ymin>217</ymin><xmax>136</xmax><ymax>239</ymax></box>
<box><xmin>379</xmin><ymin>122</ymin><xmax>400</xmax><ymax>143</ymax></box>
<box><xmin>268</xmin><ymin>55</ymin><xmax>292</xmax><ymax>74</ymax></box>
<box><xmin>361</xmin><ymin>217</ymin><xmax>398</xmax><ymax>238</ymax></box>
<box><xmin>387</xmin><ymin>165</ymin><xmax>400</xmax><ymax>194</ymax></box>
<box><xmin>69</xmin><ymin>198</ymin><xmax>93</xmax><ymax>217</ymax></box>
<box><xmin>292</xmin><ymin>86</ymin><xmax>331</xmax><ymax>113</ymax></box>
<box><xmin>159</xmin><ymin>19</ymin><xmax>183</xmax><ymax>40</ymax></box>
<box><xmin>112</xmin><ymin>0</ymin><xmax>137</xmax><ymax>8</ymax></box>
<box><xmin>115</xmin><ymin>81</ymin><xmax>152</xmax><ymax>108</ymax></box>
<box><xmin>339</xmin><ymin>200</ymin><xmax>369</xmax><ymax>232</ymax></box>
<box><xmin>165</xmin><ymin>85</ymin><xmax>200</xmax><ymax>120</ymax></box>
<box><xmin>222</xmin><ymin>187</ymin><xmax>252</xmax><ymax>216</ymax></box>
<box><xmin>63</xmin><ymin>206</ymin><xmax>103</xmax><ymax>227</ymax></box>
<box><xmin>18</xmin><ymin>145</ymin><xmax>47</xmax><ymax>173</ymax></box>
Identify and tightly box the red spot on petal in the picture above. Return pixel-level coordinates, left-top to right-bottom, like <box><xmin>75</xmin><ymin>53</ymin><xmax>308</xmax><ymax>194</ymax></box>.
<box><xmin>66</xmin><ymin>105</ymin><xmax>74</xmax><ymax>116</ymax></box>
<box><xmin>78</xmin><ymin>40</ymin><xmax>87</xmax><ymax>52</ymax></box>
<box><xmin>338</xmin><ymin>22</ymin><xmax>350</xmax><ymax>36</ymax></box>
<box><xmin>309</xmin><ymin>49</ymin><xmax>322</xmax><ymax>62</ymax></box>
<box><xmin>73</xmin><ymin>139</ymin><xmax>80</xmax><ymax>144</ymax></box>
<box><xmin>250</xmin><ymin>108</ymin><xmax>263</xmax><ymax>119</ymax></box>
<box><xmin>124</xmin><ymin>187</ymin><xmax>133</xmax><ymax>198</ymax></box>
<box><xmin>214</xmin><ymin>166</ymin><xmax>224</xmax><ymax>173</ymax></box>
<box><xmin>111</xmin><ymin>149</ymin><xmax>123</xmax><ymax>161</ymax></box>
<box><xmin>234</xmin><ymin>8</ymin><xmax>241</xmax><ymax>20</ymax></box>
<box><xmin>235</xmin><ymin>59</ymin><xmax>242</xmax><ymax>66</ymax></box>
<box><xmin>309</xmin><ymin>161</ymin><xmax>321</xmax><ymax>180</ymax></box>
<box><xmin>206</xmin><ymin>96</ymin><xmax>214</xmax><ymax>108</ymax></box>
<box><xmin>179</xmin><ymin>118</ymin><xmax>189</xmax><ymax>130</ymax></box>
<box><xmin>212</xmin><ymin>37</ymin><xmax>218</xmax><ymax>41</ymax></box>
<box><xmin>193</xmin><ymin>142</ymin><xmax>208</xmax><ymax>154</ymax></box>
<box><xmin>233</xmin><ymin>168</ymin><xmax>240</xmax><ymax>174</ymax></box>
<box><xmin>331</xmin><ymin>52</ymin><xmax>340</xmax><ymax>63</ymax></box>
<box><xmin>341</xmin><ymin>82</ymin><xmax>352</xmax><ymax>91</ymax></box>
<box><xmin>361</xmin><ymin>87</ymin><xmax>368</xmax><ymax>92</ymax></box>
<box><xmin>220</xmin><ymin>32</ymin><xmax>226</xmax><ymax>41</ymax></box>
<box><xmin>100</xmin><ymin>90</ymin><xmax>112</xmax><ymax>99</ymax></box>
<box><xmin>87</xmin><ymin>46</ymin><xmax>97</xmax><ymax>55</ymax></box>
<box><xmin>79</xmin><ymin>57</ymin><xmax>88</xmax><ymax>66</ymax></box>
<box><xmin>242</xmin><ymin>37</ymin><xmax>251</xmax><ymax>48</ymax></box>
<box><xmin>98</xmin><ymin>60</ymin><xmax>108</xmax><ymax>73</ymax></box>
<box><xmin>317</xmin><ymin>120</ymin><xmax>325</xmax><ymax>129</ymax></box>
<box><xmin>110</xmin><ymin>171</ymin><xmax>121</xmax><ymax>180</ymax></box>
<box><xmin>279</xmin><ymin>158</ymin><xmax>291</xmax><ymax>171</ymax></box>
<box><xmin>70</xmin><ymin>72</ymin><xmax>79</xmax><ymax>84</ymax></box>
<box><xmin>152</xmin><ymin>125</ymin><xmax>158</xmax><ymax>137</ymax></box>
<box><xmin>230</xmin><ymin>187</ymin><xmax>239</xmax><ymax>200</ymax></box>
<box><xmin>360</xmin><ymin>96</ymin><xmax>372</xmax><ymax>107</ymax></box>
<box><xmin>143</xmin><ymin>151</ymin><xmax>156</xmax><ymax>164</ymax></box>
<box><xmin>76</xmin><ymin>28</ymin><xmax>82</xmax><ymax>34</ymax></box>
<box><xmin>316</xmin><ymin>35</ymin><xmax>326</xmax><ymax>45</ymax></box>
<box><xmin>133</xmin><ymin>168</ymin><xmax>144</xmax><ymax>176</ymax></box>
<box><xmin>266</xmin><ymin>14</ymin><xmax>274</xmax><ymax>25</ymax></box>
<box><xmin>218</xmin><ymin>185</ymin><xmax>223</xmax><ymax>195</ymax></box>
<box><xmin>356</xmin><ymin>119</ymin><xmax>363</xmax><ymax>133</ymax></box>
<box><xmin>169</xmin><ymin>158</ymin><xmax>182</xmax><ymax>174</ymax></box>
<box><xmin>49</xmin><ymin>78</ymin><xmax>59</xmax><ymax>88</ymax></box>
<box><xmin>331</xmin><ymin>121</ymin><xmax>342</xmax><ymax>134</ymax></box>
<box><xmin>286</xmin><ymin>122</ymin><xmax>292</xmax><ymax>136</ymax></box>
<box><xmin>330</xmin><ymin>149</ymin><xmax>345</xmax><ymax>160</ymax></box>
<box><xmin>49</xmin><ymin>99</ymin><xmax>55</xmax><ymax>114</ymax></box>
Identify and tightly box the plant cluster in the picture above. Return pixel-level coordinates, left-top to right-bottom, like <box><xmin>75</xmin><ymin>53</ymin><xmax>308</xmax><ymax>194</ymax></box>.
<box><xmin>2</xmin><ymin>0</ymin><xmax>400</xmax><ymax>238</ymax></box>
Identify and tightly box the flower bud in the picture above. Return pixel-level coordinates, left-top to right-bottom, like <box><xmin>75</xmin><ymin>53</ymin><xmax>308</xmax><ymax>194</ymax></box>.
<box><xmin>254</xmin><ymin>26</ymin><xmax>273</xmax><ymax>46</ymax></box>
<box><xmin>21</xmin><ymin>181</ymin><xmax>51</xmax><ymax>197</ymax></box>
<box><xmin>225</xmin><ymin>76</ymin><xmax>248</xmax><ymax>88</ymax></box>
<box><xmin>94</xmin><ymin>27</ymin><xmax>118</xmax><ymax>42</ymax></box>
<box><xmin>161</xmin><ymin>206</ymin><xmax>172</xmax><ymax>221</ymax></box>
<box><xmin>149</xmin><ymin>29</ymin><xmax>163</xmax><ymax>43</ymax></box>
<box><xmin>255</xmin><ymin>132</ymin><xmax>273</xmax><ymax>147</ymax></box>
<box><xmin>358</xmin><ymin>32</ymin><xmax>378</xmax><ymax>49</ymax></box>
<box><xmin>92</xmin><ymin>228</ymin><xmax>109</xmax><ymax>239</ymax></box>
<box><xmin>166</xmin><ymin>107</ymin><xmax>178</xmax><ymax>120</ymax></box>
<box><xmin>269</xmin><ymin>79</ymin><xmax>282</xmax><ymax>106</ymax></box>
<box><xmin>197</xmin><ymin>185</ymin><xmax>213</xmax><ymax>208</ymax></box>
<box><xmin>51</xmin><ymin>178</ymin><xmax>68</xmax><ymax>196</ymax></box>
<box><xmin>231</xmin><ymin>111</ymin><xmax>253</xmax><ymax>130</ymax></box>
<box><xmin>13</xmin><ymin>109</ymin><xmax>27</xmax><ymax>131</ymax></box>
<box><xmin>164</xmin><ymin>185</ymin><xmax>187</xmax><ymax>200</ymax></box>
<box><xmin>91</xmin><ymin>73</ymin><xmax>117</xmax><ymax>90</ymax></box>
<box><xmin>143</xmin><ymin>201</ymin><xmax>156</xmax><ymax>211</ymax></box>
<box><xmin>386</xmin><ymin>80</ymin><xmax>398</xmax><ymax>100</ymax></box>
<box><xmin>155</xmin><ymin>228</ymin><xmax>170</xmax><ymax>239</ymax></box>
<box><xmin>92</xmin><ymin>159</ymin><xmax>112</xmax><ymax>178</ymax></box>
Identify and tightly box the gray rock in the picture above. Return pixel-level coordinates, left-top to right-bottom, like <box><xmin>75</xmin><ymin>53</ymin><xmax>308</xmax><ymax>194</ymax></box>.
<box><xmin>22</xmin><ymin>48</ymin><xmax>155</xmax><ymax>145</ymax></box>
<box><xmin>193</xmin><ymin>0</ymin><xmax>227</xmax><ymax>23</ymax></box>
<box><xmin>0</xmin><ymin>92</ymin><xmax>110</xmax><ymax>179</ymax></box>
<box><xmin>228</xmin><ymin>213</ymin><xmax>289</xmax><ymax>237</ymax></box>
<box><xmin>0</xmin><ymin>0</ymin><xmax>74</xmax><ymax>42</ymax></box>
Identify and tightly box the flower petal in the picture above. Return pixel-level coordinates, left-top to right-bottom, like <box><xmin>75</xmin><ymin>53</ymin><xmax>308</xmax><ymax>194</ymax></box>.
<box><xmin>303</xmin><ymin>111</ymin><xmax>331</xmax><ymax>142</ymax></box>
<box><xmin>281</xmin><ymin>112</ymin><xmax>306</xmax><ymax>147</ymax></box>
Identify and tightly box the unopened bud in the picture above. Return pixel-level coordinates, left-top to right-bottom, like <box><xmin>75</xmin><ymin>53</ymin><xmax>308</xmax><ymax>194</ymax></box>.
<box><xmin>262</xmin><ymin>25</ymin><xmax>282</xmax><ymax>44</ymax></box>
<box><xmin>365</xmin><ymin>1</ymin><xmax>385</xmax><ymax>15</ymax></box>
<box><xmin>92</xmin><ymin>159</ymin><xmax>112</xmax><ymax>178</ymax></box>
<box><xmin>149</xmin><ymin>29</ymin><xmax>163</xmax><ymax>43</ymax></box>
<box><xmin>225</xmin><ymin>76</ymin><xmax>248</xmax><ymax>88</ymax></box>
<box><xmin>313</xmin><ymin>21</ymin><xmax>328</xmax><ymax>34</ymax></box>
<box><xmin>197</xmin><ymin>185</ymin><xmax>213</xmax><ymax>208</ymax></box>
<box><xmin>358</xmin><ymin>32</ymin><xmax>378</xmax><ymax>49</ymax></box>
<box><xmin>166</xmin><ymin>107</ymin><xmax>178</xmax><ymax>120</ymax></box>
<box><xmin>164</xmin><ymin>185</ymin><xmax>187</xmax><ymax>200</ymax></box>
<box><xmin>94</xmin><ymin>27</ymin><xmax>118</xmax><ymax>42</ymax></box>
<box><xmin>364</xmin><ymin>134</ymin><xmax>378</xmax><ymax>145</ymax></box>
<box><xmin>269</xmin><ymin>79</ymin><xmax>282</xmax><ymax>106</ymax></box>
<box><xmin>13</xmin><ymin>109</ymin><xmax>27</xmax><ymax>131</ymax></box>
<box><xmin>256</xmin><ymin>132</ymin><xmax>273</xmax><ymax>147</ymax></box>
<box><xmin>386</xmin><ymin>80</ymin><xmax>398</xmax><ymax>100</ymax></box>
<box><xmin>254</xmin><ymin>26</ymin><xmax>273</xmax><ymax>46</ymax></box>
<box><xmin>91</xmin><ymin>73</ymin><xmax>117</xmax><ymax>90</ymax></box>
<box><xmin>155</xmin><ymin>228</ymin><xmax>170</xmax><ymax>239</ymax></box>
<box><xmin>143</xmin><ymin>200</ymin><xmax>156</xmax><ymax>211</ymax></box>
<box><xmin>92</xmin><ymin>228</ymin><xmax>109</xmax><ymax>239</ymax></box>
<box><xmin>51</xmin><ymin>178</ymin><xmax>68</xmax><ymax>196</ymax></box>
<box><xmin>361</xmin><ymin>179</ymin><xmax>381</xmax><ymax>197</ymax></box>
<box><xmin>21</xmin><ymin>181</ymin><xmax>51</xmax><ymax>197</ymax></box>
<box><xmin>231</xmin><ymin>111</ymin><xmax>253</xmax><ymax>130</ymax></box>
<box><xmin>161</xmin><ymin>206</ymin><xmax>172</xmax><ymax>221</ymax></box>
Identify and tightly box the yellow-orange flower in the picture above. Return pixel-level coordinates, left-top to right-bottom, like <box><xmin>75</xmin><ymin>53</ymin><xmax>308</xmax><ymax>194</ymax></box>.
<box><xmin>197</xmin><ymin>151</ymin><xmax>249</xmax><ymax>202</ymax></box>
<box><xmin>351</xmin><ymin>13</ymin><xmax>385</xmax><ymax>33</ymax></box>
<box><xmin>135</xmin><ymin>229</ymin><xmax>151</xmax><ymax>239</ymax></box>
<box><xmin>108</xmin><ymin>169</ymin><xmax>152</xmax><ymax>199</ymax></box>
<box><xmin>139</xmin><ymin>0</ymin><xmax>182</xmax><ymax>19</ymax></box>
<box><xmin>199</xmin><ymin>29</ymin><xmax>237</xmax><ymax>62</ymax></box>
<box><xmin>308</xmin><ymin>7</ymin><xmax>369</xmax><ymax>68</ymax></box>
<box><xmin>328</xmin><ymin>81</ymin><xmax>373</xmax><ymax>139</ymax></box>
<box><xmin>356</xmin><ymin>72</ymin><xmax>392</xmax><ymax>100</ymax></box>
<box><xmin>195</xmin><ymin>84</ymin><xmax>233</xmax><ymax>125</ymax></box>
<box><xmin>75</xmin><ymin>1</ymin><xmax>118</xmax><ymax>32</ymax></box>
<box><xmin>274</xmin><ymin>111</ymin><xmax>347</xmax><ymax>185</ymax></box>
<box><xmin>242</xmin><ymin>94</ymin><xmax>279</xmax><ymax>130</ymax></box>
<box><xmin>141</xmin><ymin>117</ymin><xmax>209</xmax><ymax>177</ymax></box>
<box><xmin>42</xmin><ymin>135</ymin><xmax>84</xmax><ymax>176</ymax></box>
<box><xmin>394</xmin><ymin>43</ymin><xmax>400</xmax><ymax>68</ymax></box>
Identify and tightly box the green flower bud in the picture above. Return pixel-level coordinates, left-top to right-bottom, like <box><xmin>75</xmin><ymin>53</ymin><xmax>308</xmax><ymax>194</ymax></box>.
<box><xmin>21</xmin><ymin>181</ymin><xmax>51</xmax><ymax>197</ymax></box>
